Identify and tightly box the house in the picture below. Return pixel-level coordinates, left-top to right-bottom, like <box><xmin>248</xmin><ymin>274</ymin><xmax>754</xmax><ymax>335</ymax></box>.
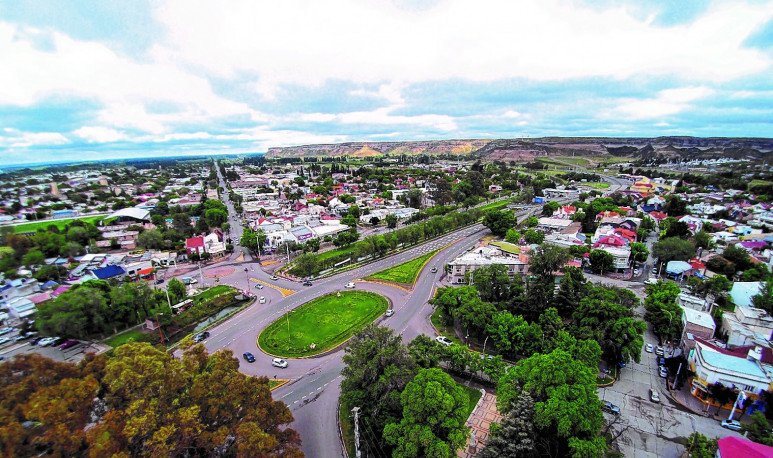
<box><xmin>186</xmin><ymin>236</ymin><xmax>206</xmax><ymax>256</ymax></box>
<box><xmin>90</xmin><ymin>265</ymin><xmax>126</xmax><ymax>281</ymax></box>
<box><xmin>680</xmin><ymin>306</ymin><xmax>715</xmax><ymax>350</ymax></box>
<box><xmin>4</xmin><ymin>297</ymin><xmax>36</xmax><ymax>319</ymax></box>
<box><xmin>688</xmin><ymin>340</ymin><xmax>771</xmax><ymax>404</ymax></box>
<box><xmin>0</xmin><ymin>279</ymin><xmax>40</xmax><ymax>305</ymax></box>
<box><xmin>730</xmin><ymin>282</ymin><xmax>763</xmax><ymax>308</ymax></box>
<box><xmin>447</xmin><ymin>245</ymin><xmax>529</xmax><ymax>284</ymax></box>
<box><xmin>537</xmin><ymin>217</ymin><xmax>575</xmax><ymax>233</ymax></box>
<box><xmin>203</xmin><ymin>233</ymin><xmax>227</xmax><ymax>257</ymax></box>
<box><xmin>722</xmin><ymin>306</ymin><xmax>773</xmax><ymax>347</ymax></box>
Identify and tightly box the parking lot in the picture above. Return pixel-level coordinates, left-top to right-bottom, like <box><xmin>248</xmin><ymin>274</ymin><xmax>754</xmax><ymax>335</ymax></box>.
<box><xmin>599</xmin><ymin>334</ymin><xmax>743</xmax><ymax>457</ymax></box>
<box><xmin>0</xmin><ymin>327</ymin><xmax>107</xmax><ymax>363</ymax></box>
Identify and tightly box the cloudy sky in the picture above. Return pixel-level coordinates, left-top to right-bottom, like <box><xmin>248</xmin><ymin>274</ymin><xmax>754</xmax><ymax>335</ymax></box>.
<box><xmin>1</xmin><ymin>0</ymin><xmax>772</xmax><ymax>165</ymax></box>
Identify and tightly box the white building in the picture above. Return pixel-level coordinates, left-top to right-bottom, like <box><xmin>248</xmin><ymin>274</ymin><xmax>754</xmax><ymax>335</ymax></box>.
<box><xmin>722</xmin><ymin>306</ymin><xmax>773</xmax><ymax>347</ymax></box>
<box><xmin>689</xmin><ymin>341</ymin><xmax>771</xmax><ymax>400</ymax></box>
<box><xmin>447</xmin><ymin>245</ymin><xmax>529</xmax><ymax>284</ymax></box>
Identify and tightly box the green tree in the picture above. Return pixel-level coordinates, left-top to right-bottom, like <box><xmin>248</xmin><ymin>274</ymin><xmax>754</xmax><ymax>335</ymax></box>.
<box><xmin>629</xmin><ymin>242</ymin><xmax>649</xmax><ymax>264</ymax></box>
<box><xmin>588</xmin><ymin>249</ymin><xmax>614</xmax><ymax>275</ymax></box>
<box><xmin>723</xmin><ymin>244</ymin><xmax>752</xmax><ymax>271</ymax></box>
<box><xmin>653</xmin><ymin>237</ymin><xmax>695</xmax><ymax>265</ymax></box>
<box><xmin>552</xmin><ymin>267</ymin><xmax>588</xmax><ymax>318</ymax></box>
<box><xmin>385</xmin><ymin>213</ymin><xmax>398</xmax><ymax>229</ymax></box>
<box><xmin>204</xmin><ymin>208</ymin><xmax>228</xmax><ymax>228</ymax></box>
<box><xmin>477</xmin><ymin>392</ymin><xmax>537</xmax><ymax>458</ymax></box>
<box><xmin>292</xmin><ymin>253</ymin><xmax>319</xmax><ymax>278</ymax></box>
<box><xmin>36</xmin><ymin>286</ymin><xmax>111</xmax><ymax>338</ymax></box>
<box><xmin>542</xmin><ymin>201</ymin><xmax>560</xmax><ymax>216</ymax></box>
<box><xmin>524</xmin><ymin>216</ymin><xmax>539</xmax><ymax>227</ymax></box>
<box><xmin>471</xmin><ymin>264</ymin><xmax>515</xmax><ymax>305</ymax></box>
<box><xmin>685</xmin><ymin>432</ymin><xmax>718</xmax><ymax>458</ymax></box>
<box><xmin>693</xmin><ymin>231</ymin><xmax>715</xmax><ymax>249</ymax></box>
<box><xmin>167</xmin><ymin>278</ymin><xmax>187</xmax><ymax>304</ymax></box>
<box><xmin>21</xmin><ymin>249</ymin><xmax>45</xmax><ymax>267</ymax></box>
<box><xmin>65</xmin><ymin>226</ymin><xmax>90</xmax><ymax>245</ymax></box>
<box><xmin>742</xmin><ymin>411</ymin><xmax>773</xmax><ymax>446</ymax></box>
<box><xmin>644</xmin><ymin>281</ymin><xmax>684</xmax><ymax>342</ymax></box>
<box><xmin>383</xmin><ymin>368</ymin><xmax>469</xmax><ymax>458</ymax></box>
<box><xmin>752</xmin><ymin>281</ymin><xmax>773</xmax><ymax>316</ymax></box>
<box><xmin>523</xmin><ymin>229</ymin><xmax>544</xmax><ymax>245</ymax></box>
<box><xmin>137</xmin><ymin>229</ymin><xmax>164</xmax><ymax>249</ymax></box>
<box><xmin>505</xmin><ymin>228</ymin><xmax>521</xmax><ymax>244</ymax></box>
<box><xmin>483</xmin><ymin>210</ymin><xmax>515</xmax><ymax>237</ymax></box>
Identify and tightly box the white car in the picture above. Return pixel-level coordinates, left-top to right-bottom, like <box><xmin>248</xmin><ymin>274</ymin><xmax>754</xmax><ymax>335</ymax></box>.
<box><xmin>272</xmin><ymin>358</ymin><xmax>288</xmax><ymax>368</ymax></box>
<box><xmin>659</xmin><ymin>366</ymin><xmax>668</xmax><ymax>378</ymax></box>
<box><xmin>385</xmin><ymin>309</ymin><xmax>394</xmax><ymax>317</ymax></box>
<box><xmin>345</xmin><ymin>282</ymin><xmax>356</xmax><ymax>289</ymax></box>
<box><xmin>255</xmin><ymin>284</ymin><xmax>264</xmax><ymax>290</ymax></box>
<box><xmin>259</xmin><ymin>296</ymin><xmax>266</xmax><ymax>304</ymax></box>
<box><xmin>649</xmin><ymin>389</ymin><xmax>660</xmax><ymax>403</ymax></box>
<box><xmin>645</xmin><ymin>343</ymin><xmax>654</xmax><ymax>353</ymax></box>
<box><xmin>644</xmin><ymin>278</ymin><xmax>657</xmax><ymax>285</ymax></box>
<box><xmin>0</xmin><ymin>337</ymin><xmax>10</xmax><ymax>346</ymax></box>
<box><xmin>655</xmin><ymin>346</ymin><xmax>665</xmax><ymax>356</ymax></box>
<box><xmin>37</xmin><ymin>337</ymin><xmax>59</xmax><ymax>347</ymax></box>
<box><xmin>435</xmin><ymin>336</ymin><xmax>453</xmax><ymax>347</ymax></box>
<box><xmin>721</xmin><ymin>420</ymin><xmax>742</xmax><ymax>431</ymax></box>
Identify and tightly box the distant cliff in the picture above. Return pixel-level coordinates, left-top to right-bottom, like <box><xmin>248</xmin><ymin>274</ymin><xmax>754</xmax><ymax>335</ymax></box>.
<box><xmin>266</xmin><ymin>137</ymin><xmax>772</xmax><ymax>161</ymax></box>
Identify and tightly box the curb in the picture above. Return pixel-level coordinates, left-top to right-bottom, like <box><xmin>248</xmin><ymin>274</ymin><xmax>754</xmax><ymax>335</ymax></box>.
<box><xmin>362</xmin><ymin>242</ymin><xmax>449</xmax><ymax>291</ymax></box>
<box><xmin>269</xmin><ymin>378</ymin><xmax>290</xmax><ymax>391</ymax></box>
<box><xmin>466</xmin><ymin>388</ymin><xmax>487</xmax><ymax>425</ymax></box>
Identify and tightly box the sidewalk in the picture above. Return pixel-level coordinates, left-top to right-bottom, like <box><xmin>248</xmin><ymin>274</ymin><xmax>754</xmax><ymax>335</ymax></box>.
<box><xmin>668</xmin><ymin>386</ymin><xmax>736</xmax><ymax>420</ymax></box>
<box><xmin>458</xmin><ymin>391</ymin><xmax>502</xmax><ymax>458</ymax></box>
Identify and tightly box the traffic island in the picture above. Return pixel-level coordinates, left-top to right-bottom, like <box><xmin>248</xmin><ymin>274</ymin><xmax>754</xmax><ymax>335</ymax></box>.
<box><xmin>257</xmin><ymin>291</ymin><xmax>389</xmax><ymax>358</ymax></box>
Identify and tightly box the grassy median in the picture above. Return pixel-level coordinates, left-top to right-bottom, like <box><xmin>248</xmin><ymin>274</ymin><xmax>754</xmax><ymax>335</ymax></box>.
<box><xmin>366</xmin><ymin>249</ymin><xmax>439</xmax><ymax>286</ymax></box>
<box><xmin>258</xmin><ymin>291</ymin><xmax>389</xmax><ymax>358</ymax></box>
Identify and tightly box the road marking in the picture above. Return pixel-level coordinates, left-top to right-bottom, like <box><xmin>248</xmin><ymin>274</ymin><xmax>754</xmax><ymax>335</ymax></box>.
<box><xmin>251</xmin><ymin>278</ymin><xmax>296</xmax><ymax>297</ymax></box>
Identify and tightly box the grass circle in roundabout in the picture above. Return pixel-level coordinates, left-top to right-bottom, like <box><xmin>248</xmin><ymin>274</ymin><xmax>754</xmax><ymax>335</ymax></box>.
<box><xmin>258</xmin><ymin>290</ymin><xmax>389</xmax><ymax>358</ymax></box>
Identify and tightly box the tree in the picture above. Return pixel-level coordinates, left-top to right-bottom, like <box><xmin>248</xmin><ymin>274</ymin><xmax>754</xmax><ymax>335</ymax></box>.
<box><xmin>36</xmin><ymin>285</ymin><xmax>111</xmax><ymax>339</ymax></box>
<box><xmin>723</xmin><ymin>244</ymin><xmax>753</xmax><ymax>271</ymax></box>
<box><xmin>629</xmin><ymin>242</ymin><xmax>649</xmax><ymax>264</ymax></box>
<box><xmin>523</xmin><ymin>229</ymin><xmax>544</xmax><ymax>245</ymax></box>
<box><xmin>542</xmin><ymin>201</ymin><xmax>560</xmax><ymax>216</ymax></box>
<box><xmin>684</xmin><ymin>433</ymin><xmax>718</xmax><ymax>458</ymax></box>
<box><xmin>137</xmin><ymin>229</ymin><xmax>164</xmax><ymax>249</ymax></box>
<box><xmin>663</xmin><ymin>195</ymin><xmax>686</xmax><ymax>216</ymax></box>
<box><xmin>405</xmin><ymin>188</ymin><xmax>423</xmax><ymax>209</ymax></box>
<box><xmin>588</xmin><ymin>249</ymin><xmax>614</xmax><ymax>275</ymax></box>
<box><xmin>752</xmin><ymin>281</ymin><xmax>773</xmax><ymax>316</ymax></box>
<box><xmin>471</xmin><ymin>264</ymin><xmax>516</xmax><ymax>305</ymax></box>
<box><xmin>342</xmin><ymin>325</ymin><xmax>417</xmax><ymax>455</ymax></box>
<box><xmin>385</xmin><ymin>213</ymin><xmax>398</xmax><ymax>229</ymax></box>
<box><xmin>167</xmin><ymin>278</ymin><xmax>187</xmax><ymax>304</ymax></box>
<box><xmin>742</xmin><ymin>263</ymin><xmax>771</xmax><ymax>282</ymax></box>
<box><xmin>430</xmin><ymin>177</ymin><xmax>453</xmax><ymax>206</ymax></box>
<box><xmin>552</xmin><ymin>267</ymin><xmax>588</xmax><ymax>318</ymax></box>
<box><xmin>342</xmin><ymin>214</ymin><xmax>358</xmax><ymax>228</ymax></box>
<box><xmin>21</xmin><ymin>249</ymin><xmax>45</xmax><ymax>267</ymax></box>
<box><xmin>292</xmin><ymin>253</ymin><xmax>319</xmax><ymax>278</ymax></box>
<box><xmin>742</xmin><ymin>411</ymin><xmax>773</xmax><ymax>446</ymax></box>
<box><xmin>348</xmin><ymin>205</ymin><xmax>361</xmax><ymax>219</ymax></box>
<box><xmin>59</xmin><ymin>241</ymin><xmax>85</xmax><ymax>258</ymax></box>
<box><xmin>109</xmin><ymin>282</ymin><xmax>157</xmax><ymax>329</ymax></box>
<box><xmin>477</xmin><ymin>392</ymin><xmax>536</xmax><ymax>458</ymax></box>
<box><xmin>65</xmin><ymin>226</ymin><xmax>90</xmax><ymax>245</ymax></box>
<box><xmin>693</xmin><ymin>231</ymin><xmax>715</xmax><ymax>249</ymax></box>
<box><xmin>505</xmin><ymin>228</ymin><xmax>521</xmax><ymax>244</ymax></box>
<box><xmin>652</xmin><ymin>237</ymin><xmax>695</xmax><ymax>265</ymax></box>
<box><xmin>204</xmin><ymin>208</ymin><xmax>228</xmax><ymax>228</ymax></box>
<box><xmin>497</xmin><ymin>348</ymin><xmax>606</xmax><ymax>458</ymax></box>
<box><xmin>383</xmin><ymin>368</ymin><xmax>469</xmax><ymax>458</ymax></box>
<box><xmin>644</xmin><ymin>281</ymin><xmax>683</xmax><ymax>342</ymax></box>
<box><xmin>483</xmin><ymin>210</ymin><xmax>515</xmax><ymax>237</ymax></box>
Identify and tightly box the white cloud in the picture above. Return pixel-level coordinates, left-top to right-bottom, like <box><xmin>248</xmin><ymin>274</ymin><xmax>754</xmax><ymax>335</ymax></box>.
<box><xmin>611</xmin><ymin>86</ymin><xmax>715</xmax><ymax>119</ymax></box>
<box><xmin>155</xmin><ymin>0</ymin><xmax>772</xmax><ymax>87</ymax></box>
<box><xmin>0</xmin><ymin>129</ymin><xmax>70</xmax><ymax>148</ymax></box>
<box><xmin>73</xmin><ymin>126</ymin><xmax>127</xmax><ymax>143</ymax></box>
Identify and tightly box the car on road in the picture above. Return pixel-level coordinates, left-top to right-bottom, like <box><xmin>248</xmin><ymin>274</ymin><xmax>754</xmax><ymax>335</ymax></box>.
<box><xmin>255</xmin><ymin>284</ymin><xmax>264</xmax><ymax>289</ymax></box>
<box><xmin>385</xmin><ymin>309</ymin><xmax>394</xmax><ymax>317</ymax></box>
<box><xmin>270</xmin><ymin>275</ymin><xmax>279</xmax><ymax>281</ymax></box>
<box><xmin>430</xmin><ymin>266</ymin><xmax>438</xmax><ymax>273</ymax></box>
<box><xmin>721</xmin><ymin>419</ymin><xmax>742</xmax><ymax>431</ymax></box>
<box><xmin>655</xmin><ymin>346</ymin><xmax>665</xmax><ymax>356</ymax></box>
<box><xmin>645</xmin><ymin>343</ymin><xmax>654</xmax><ymax>353</ymax></box>
<box><xmin>644</xmin><ymin>278</ymin><xmax>657</xmax><ymax>285</ymax></box>
<box><xmin>602</xmin><ymin>401</ymin><xmax>621</xmax><ymax>415</ymax></box>
<box><xmin>259</xmin><ymin>296</ymin><xmax>266</xmax><ymax>304</ymax></box>
<box><xmin>345</xmin><ymin>282</ymin><xmax>355</xmax><ymax>289</ymax></box>
<box><xmin>435</xmin><ymin>336</ymin><xmax>453</xmax><ymax>346</ymax></box>
<box><xmin>303</xmin><ymin>280</ymin><xmax>313</xmax><ymax>286</ymax></box>
<box><xmin>59</xmin><ymin>339</ymin><xmax>79</xmax><ymax>350</ymax></box>
<box><xmin>193</xmin><ymin>331</ymin><xmax>210</xmax><ymax>343</ymax></box>
<box><xmin>182</xmin><ymin>277</ymin><xmax>198</xmax><ymax>285</ymax></box>
<box><xmin>242</xmin><ymin>352</ymin><xmax>256</xmax><ymax>363</ymax></box>
<box><xmin>649</xmin><ymin>389</ymin><xmax>660</xmax><ymax>403</ymax></box>
<box><xmin>659</xmin><ymin>366</ymin><xmax>668</xmax><ymax>378</ymax></box>
<box><xmin>0</xmin><ymin>337</ymin><xmax>10</xmax><ymax>346</ymax></box>
<box><xmin>272</xmin><ymin>358</ymin><xmax>288</xmax><ymax>368</ymax></box>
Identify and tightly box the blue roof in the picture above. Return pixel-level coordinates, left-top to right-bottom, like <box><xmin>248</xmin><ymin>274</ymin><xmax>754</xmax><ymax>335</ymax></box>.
<box><xmin>699</xmin><ymin>345</ymin><xmax>767</xmax><ymax>379</ymax></box>
<box><xmin>41</xmin><ymin>280</ymin><xmax>60</xmax><ymax>289</ymax></box>
<box><xmin>666</xmin><ymin>261</ymin><xmax>692</xmax><ymax>274</ymax></box>
<box><xmin>730</xmin><ymin>282</ymin><xmax>763</xmax><ymax>308</ymax></box>
<box><xmin>92</xmin><ymin>265</ymin><xmax>125</xmax><ymax>279</ymax></box>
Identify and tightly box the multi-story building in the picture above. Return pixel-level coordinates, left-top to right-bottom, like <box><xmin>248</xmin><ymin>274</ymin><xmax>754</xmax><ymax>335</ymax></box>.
<box><xmin>447</xmin><ymin>245</ymin><xmax>529</xmax><ymax>284</ymax></box>
<box><xmin>688</xmin><ymin>340</ymin><xmax>772</xmax><ymax>404</ymax></box>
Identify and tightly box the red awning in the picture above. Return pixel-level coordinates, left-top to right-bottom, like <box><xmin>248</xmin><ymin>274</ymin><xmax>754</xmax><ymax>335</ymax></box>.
<box><xmin>138</xmin><ymin>268</ymin><xmax>154</xmax><ymax>276</ymax></box>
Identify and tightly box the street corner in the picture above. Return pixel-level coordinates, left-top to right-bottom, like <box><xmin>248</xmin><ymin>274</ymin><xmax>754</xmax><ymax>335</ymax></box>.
<box><xmin>205</xmin><ymin>266</ymin><xmax>237</xmax><ymax>279</ymax></box>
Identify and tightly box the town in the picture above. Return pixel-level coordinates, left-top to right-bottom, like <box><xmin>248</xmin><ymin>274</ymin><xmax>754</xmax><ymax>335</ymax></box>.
<box><xmin>0</xmin><ymin>148</ymin><xmax>771</xmax><ymax>457</ymax></box>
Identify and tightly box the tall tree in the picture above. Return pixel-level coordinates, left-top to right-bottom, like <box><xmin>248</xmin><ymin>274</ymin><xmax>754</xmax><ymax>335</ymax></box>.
<box><xmin>482</xmin><ymin>210</ymin><xmax>515</xmax><ymax>237</ymax></box>
<box><xmin>552</xmin><ymin>267</ymin><xmax>588</xmax><ymax>318</ymax></box>
<box><xmin>383</xmin><ymin>368</ymin><xmax>469</xmax><ymax>458</ymax></box>
<box><xmin>652</xmin><ymin>237</ymin><xmax>696</xmax><ymax>265</ymax></box>
<box><xmin>477</xmin><ymin>391</ymin><xmax>537</xmax><ymax>458</ymax></box>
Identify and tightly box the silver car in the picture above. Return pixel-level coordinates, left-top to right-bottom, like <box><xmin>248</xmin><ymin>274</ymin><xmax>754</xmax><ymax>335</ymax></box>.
<box><xmin>272</xmin><ymin>358</ymin><xmax>288</xmax><ymax>368</ymax></box>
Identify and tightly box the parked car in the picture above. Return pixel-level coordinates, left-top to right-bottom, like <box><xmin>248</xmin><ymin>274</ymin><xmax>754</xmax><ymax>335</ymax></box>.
<box><xmin>645</xmin><ymin>343</ymin><xmax>654</xmax><ymax>353</ymax></box>
<box><xmin>255</xmin><ymin>284</ymin><xmax>264</xmax><ymax>289</ymax></box>
<box><xmin>633</xmin><ymin>269</ymin><xmax>640</xmax><ymax>276</ymax></box>
<box><xmin>193</xmin><ymin>331</ymin><xmax>210</xmax><ymax>343</ymax></box>
<box><xmin>155</xmin><ymin>278</ymin><xmax>164</xmax><ymax>284</ymax></box>
<box><xmin>659</xmin><ymin>366</ymin><xmax>668</xmax><ymax>378</ymax></box>
<box><xmin>644</xmin><ymin>278</ymin><xmax>657</xmax><ymax>285</ymax></box>
<box><xmin>0</xmin><ymin>327</ymin><xmax>14</xmax><ymax>336</ymax></box>
<box><xmin>385</xmin><ymin>309</ymin><xmax>394</xmax><ymax>317</ymax></box>
<box><xmin>721</xmin><ymin>420</ymin><xmax>742</xmax><ymax>431</ymax></box>
<box><xmin>657</xmin><ymin>356</ymin><xmax>666</xmax><ymax>365</ymax></box>
<box><xmin>655</xmin><ymin>346</ymin><xmax>665</xmax><ymax>356</ymax></box>
<box><xmin>272</xmin><ymin>358</ymin><xmax>288</xmax><ymax>368</ymax></box>
<box><xmin>59</xmin><ymin>339</ymin><xmax>79</xmax><ymax>350</ymax></box>
<box><xmin>649</xmin><ymin>389</ymin><xmax>660</xmax><ymax>403</ymax></box>
<box><xmin>0</xmin><ymin>337</ymin><xmax>10</xmax><ymax>346</ymax></box>
<box><xmin>37</xmin><ymin>337</ymin><xmax>61</xmax><ymax>347</ymax></box>
<box><xmin>259</xmin><ymin>296</ymin><xmax>266</xmax><ymax>304</ymax></box>
<box><xmin>602</xmin><ymin>401</ymin><xmax>621</xmax><ymax>415</ymax></box>
<box><xmin>242</xmin><ymin>352</ymin><xmax>256</xmax><ymax>363</ymax></box>
<box><xmin>270</xmin><ymin>275</ymin><xmax>279</xmax><ymax>281</ymax></box>
<box><xmin>435</xmin><ymin>336</ymin><xmax>453</xmax><ymax>347</ymax></box>
<box><xmin>652</xmin><ymin>267</ymin><xmax>658</xmax><ymax>274</ymax></box>
<box><xmin>182</xmin><ymin>277</ymin><xmax>197</xmax><ymax>285</ymax></box>
<box><xmin>345</xmin><ymin>282</ymin><xmax>355</xmax><ymax>289</ymax></box>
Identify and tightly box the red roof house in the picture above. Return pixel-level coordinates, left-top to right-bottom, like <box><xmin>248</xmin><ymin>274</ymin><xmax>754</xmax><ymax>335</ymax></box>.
<box><xmin>186</xmin><ymin>236</ymin><xmax>205</xmax><ymax>256</ymax></box>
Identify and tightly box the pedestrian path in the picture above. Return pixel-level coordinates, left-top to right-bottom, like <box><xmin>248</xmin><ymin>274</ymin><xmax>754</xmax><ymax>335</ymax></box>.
<box><xmin>458</xmin><ymin>391</ymin><xmax>502</xmax><ymax>458</ymax></box>
<box><xmin>250</xmin><ymin>278</ymin><xmax>296</xmax><ymax>297</ymax></box>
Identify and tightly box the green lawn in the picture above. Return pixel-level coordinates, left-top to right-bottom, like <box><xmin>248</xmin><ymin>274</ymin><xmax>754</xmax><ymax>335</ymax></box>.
<box><xmin>105</xmin><ymin>329</ymin><xmax>151</xmax><ymax>348</ymax></box>
<box><xmin>366</xmin><ymin>249</ymin><xmax>438</xmax><ymax>286</ymax></box>
<box><xmin>315</xmin><ymin>244</ymin><xmax>357</xmax><ymax>263</ymax></box>
<box><xmin>258</xmin><ymin>291</ymin><xmax>389</xmax><ymax>357</ymax></box>
<box><xmin>11</xmin><ymin>215</ymin><xmax>106</xmax><ymax>233</ymax></box>
<box><xmin>477</xmin><ymin>199</ymin><xmax>511</xmax><ymax>213</ymax></box>
<box><xmin>489</xmin><ymin>241</ymin><xmax>520</xmax><ymax>254</ymax></box>
<box><xmin>193</xmin><ymin>285</ymin><xmax>236</xmax><ymax>303</ymax></box>
<box><xmin>460</xmin><ymin>384</ymin><xmax>483</xmax><ymax>419</ymax></box>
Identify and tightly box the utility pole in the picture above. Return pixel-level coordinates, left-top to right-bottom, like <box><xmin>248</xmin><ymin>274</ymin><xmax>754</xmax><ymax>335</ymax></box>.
<box><xmin>671</xmin><ymin>362</ymin><xmax>682</xmax><ymax>390</ymax></box>
<box><xmin>198</xmin><ymin>260</ymin><xmax>204</xmax><ymax>285</ymax></box>
<box><xmin>351</xmin><ymin>407</ymin><xmax>362</xmax><ymax>458</ymax></box>
<box><xmin>728</xmin><ymin>390</ymin><xmax>746</xmax><ymax>421</ymax></box>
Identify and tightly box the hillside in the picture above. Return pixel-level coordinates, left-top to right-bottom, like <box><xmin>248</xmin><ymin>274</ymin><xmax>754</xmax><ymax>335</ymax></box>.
<box><xmin>266</xmin><ymin>137</ymin><xmax>772</xmax><ymax>161</ymax></box>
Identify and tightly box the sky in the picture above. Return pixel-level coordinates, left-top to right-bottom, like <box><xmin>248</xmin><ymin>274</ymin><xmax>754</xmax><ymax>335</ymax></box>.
<box><xmin>1</xmin><ymin>0</ymin><xmax>772</xmax><ymax>165</ymax></box>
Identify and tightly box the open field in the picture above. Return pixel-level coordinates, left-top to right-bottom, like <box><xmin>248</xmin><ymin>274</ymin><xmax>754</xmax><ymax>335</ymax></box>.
<box><xmin>477</xmin><ymin>199</ymin><xmax>512</xmax><ymax>212</ymax></box>
<box><xmin>366</xmin><ymin>249</ymin><xmax>438</xmax><ymax>286</ymax></box>
<box><xmin>580</xmin><ymin>182</ymin><xmax>610</xmax><ymax>190</ymax></box>
<box><xmin>9</xmin><ymin>215</ymin><xmax>107</xmax><ymax>233</ymax></box>
<box><xmin>258</xmin><ymin>291</ymin><xmax>389</xmax><ymax>357</ymax></box>
<box><xmin>105</xmin><ymin>329</ymin><xmax>151</xmax><ymax>348</ymax></box>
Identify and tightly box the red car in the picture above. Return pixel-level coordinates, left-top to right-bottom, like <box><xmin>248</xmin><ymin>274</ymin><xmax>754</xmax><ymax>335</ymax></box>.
<box><xmin>59</xmin><ymin>339</ymin><xmax>80</xmax><ymax>350</ymax></box>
